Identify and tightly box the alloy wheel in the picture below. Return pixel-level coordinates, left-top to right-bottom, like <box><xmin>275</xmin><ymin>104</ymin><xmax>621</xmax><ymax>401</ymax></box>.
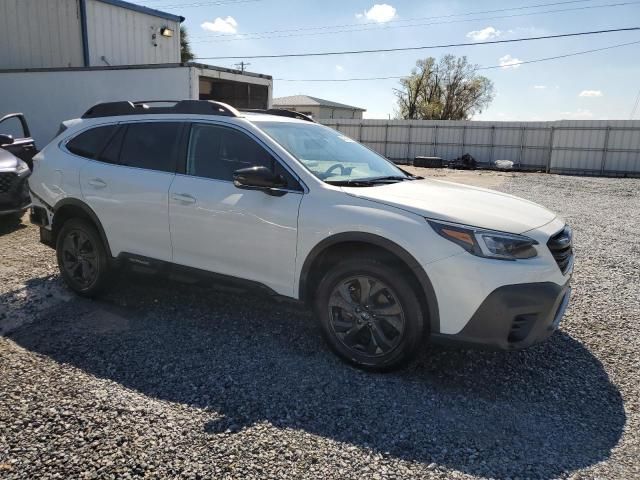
<box><xmin>327</xmin><ymin>275</ymin><xmax>406</xmax><ymax>358</ymax></box>
<box><xmin>61</xmin><ymin>230</ymin><xmax>99</xmax><ymax>289</ymax></box>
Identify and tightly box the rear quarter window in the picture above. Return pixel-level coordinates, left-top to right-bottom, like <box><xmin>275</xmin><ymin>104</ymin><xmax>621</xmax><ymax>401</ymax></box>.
<box><xmin>66</xmin><ymin>125</ymin><xmax>118</xmax><ymax>159</ymax></box>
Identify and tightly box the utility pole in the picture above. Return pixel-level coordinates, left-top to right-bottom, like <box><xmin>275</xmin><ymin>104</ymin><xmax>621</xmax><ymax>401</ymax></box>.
<box><xmin>234</xmin><ymin>61</ymin><xmax>251</xmax><ymax>73</ymax></box>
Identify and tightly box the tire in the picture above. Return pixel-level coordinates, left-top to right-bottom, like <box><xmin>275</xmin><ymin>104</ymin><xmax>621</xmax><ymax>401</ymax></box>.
<box><xmin>314</xmin><ymin>256</ymin><xmax>425</xmax><ymax>371</ymax></box>
<box><xmin>56</xmin><ymin>218</ymin><xmax>112</xmax><ymax>297</ymax></box>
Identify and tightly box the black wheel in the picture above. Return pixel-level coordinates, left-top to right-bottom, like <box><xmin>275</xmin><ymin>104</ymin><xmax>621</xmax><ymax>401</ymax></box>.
<box><xmin>56</xmin><ymin>218</ymin><xmax>112</xmax><ymax>297</ymax></box>
<box><xmin>314</xmin><ymin>256</ymin><xmax>425</xmax><ymax>371</ymax></box>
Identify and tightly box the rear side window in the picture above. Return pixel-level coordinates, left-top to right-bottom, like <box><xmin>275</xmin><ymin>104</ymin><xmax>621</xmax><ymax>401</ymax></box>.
<box><xmin>119</xmin><ymin>122</ymin><xmax>182</xmax><ymax>173</ymax></box>
<box><xmin>66</xmin><ymin>125</ymin><xmax>117</xmax><ymax>159</ymax></box>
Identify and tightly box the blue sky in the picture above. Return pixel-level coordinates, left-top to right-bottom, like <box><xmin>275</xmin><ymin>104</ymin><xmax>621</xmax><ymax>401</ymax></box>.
<box><xmin>139</xmin><ymin>0</ymin><xmax>640</xmax><ymax>120</ymax></box>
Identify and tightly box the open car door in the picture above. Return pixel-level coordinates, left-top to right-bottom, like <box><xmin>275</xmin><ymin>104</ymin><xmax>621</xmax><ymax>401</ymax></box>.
<box><xmin>0</xmin><ymin>113</ymin><xmax>38</xmax><ymax>168</ymax></box>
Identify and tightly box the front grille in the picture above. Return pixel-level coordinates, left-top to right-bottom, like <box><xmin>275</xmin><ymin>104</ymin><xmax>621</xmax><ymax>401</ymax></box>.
<box><xmin>547</xmin><ymin>226</ymin><xmax>573</xmax><ymax>274</ymax></box>
<box><xmin>0</xmin><ymin>172</ymin><xmax>17</xmax><ymax>193</ymax></box>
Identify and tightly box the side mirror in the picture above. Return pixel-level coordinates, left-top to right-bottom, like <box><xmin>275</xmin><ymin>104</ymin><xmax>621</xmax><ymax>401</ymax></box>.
<box><xmin>233</xmin><ymin>166</ymin><xmax>287</xmax><ymax>194</ymax></box>
<box><xmin>0</xmin><ymin>134</ymin><xmax>14</xmax><ymax>145</ymax></box>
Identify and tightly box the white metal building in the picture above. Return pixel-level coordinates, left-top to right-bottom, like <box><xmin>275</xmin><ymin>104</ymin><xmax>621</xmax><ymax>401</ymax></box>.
<box><xmin>0</xmin><ymin>0</ymin><xmax>273</xmax><ymax>147</ymax></box>
<box><xmin>0</xmin><ymin>64</ymin><xmax>273</xmax><ymax>147</ymax></box>
<box><xmin>273</xmin><ymin>95</ymin><xmax>366</xmax><ymax>119</ymax></box>
<box><xmin>0</xmin><ymin>0</ymin><xmax>183</xmax><ymax>69</ymax></box>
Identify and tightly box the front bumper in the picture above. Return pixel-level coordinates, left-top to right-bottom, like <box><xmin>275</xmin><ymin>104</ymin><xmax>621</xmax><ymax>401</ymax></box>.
<box><xmin>432</xmin><ymin>281</ymin><xmax>571</xmax><ymax>350</ymax></box>
<box><xmin>0</xmin><ymin>171</ymin><xmax>31</xmax><ymax>215</ymax></box>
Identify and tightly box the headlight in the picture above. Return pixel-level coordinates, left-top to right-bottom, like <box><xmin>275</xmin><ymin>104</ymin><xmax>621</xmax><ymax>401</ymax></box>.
<box><xmin>428</xmin><ymin>219</ymin><xmax>538</xmax><ymax>260</ymax></box>
<box><xmin>15</xmin><ymin>159</ymin><xmax>30</xmax><ymax>174</ymax></box>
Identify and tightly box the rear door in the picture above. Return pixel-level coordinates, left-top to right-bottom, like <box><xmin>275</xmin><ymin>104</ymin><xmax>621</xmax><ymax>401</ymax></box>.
<box><xmin>0</xmin><ymin>113</ymin><xmax>37</xmax><ymax>166</ymax></box>
<box><xmin>76</xmin><ymin>121</ymin><xmax>184</xmax><ymax>261</ymax></box>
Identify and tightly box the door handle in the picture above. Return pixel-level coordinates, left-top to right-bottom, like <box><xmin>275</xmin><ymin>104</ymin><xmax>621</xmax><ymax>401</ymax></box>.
<box><xmin>172</xmin><ymin>193</ymin><xmax>196</xmax><ymax>204</ymax></box>
<box><xmin>88</xmin><ymin>178</ymin><xmax>107</xmax><ymax>189</ymax></box>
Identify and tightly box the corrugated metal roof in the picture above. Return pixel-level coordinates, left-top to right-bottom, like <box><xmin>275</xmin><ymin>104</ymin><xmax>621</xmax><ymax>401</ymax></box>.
<box><xmin>95</xmin><ymin>0</ymin><xmax>184</xmax><ymax>23</ymax></box>
<box><xmin>273</xmin><ymin>95</ymin><xmax>365</xmax><ymax>111</ymax></box>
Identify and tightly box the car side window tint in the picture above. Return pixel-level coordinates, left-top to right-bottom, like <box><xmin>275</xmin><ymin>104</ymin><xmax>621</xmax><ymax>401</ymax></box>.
<box><xmin>187</xmin><ymin>124</ymin><xmax>301</xmax><ymax>189</ymax></box>
<box><xmin>187</xmin><ymin>124</ymin><xmax>223</xmax><ymax>179</ymax></box>
<box><xmin>66</xmin><ymin>125</ymin><xmax>117</xmax><ymax>159</ymax></box>
<box><xmin>119</xmin><ymin>122</ymin><xmax>181</xmax><ymax>173</ymax></box>
<box><xmin>98</xmin><ymin>126</ymin><xmax>125</xmax><ymax>164</ymax></box>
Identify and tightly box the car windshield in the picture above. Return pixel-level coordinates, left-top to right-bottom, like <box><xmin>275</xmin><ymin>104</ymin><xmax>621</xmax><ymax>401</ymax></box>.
<box><xmin>257</xmin><ymin>121</ymin><xmax>412</xmax><ymax>184</ymax></box>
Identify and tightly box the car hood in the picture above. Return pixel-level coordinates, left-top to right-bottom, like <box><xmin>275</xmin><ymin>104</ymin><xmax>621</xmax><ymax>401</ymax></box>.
<box><xmin>0</xmin><ymin>148</ymin><xmax>19</xmax><ymax>171</ymax></box>
<box><xmin>342</xmin><ymin>178</ymin><xmax>557</xmax><ymax>234</ymax></box>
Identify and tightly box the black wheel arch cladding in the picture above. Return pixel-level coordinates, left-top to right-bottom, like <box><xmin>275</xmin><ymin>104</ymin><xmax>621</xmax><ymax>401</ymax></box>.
<box><xmin>53</xmin><ymin>198</ymin><xmax>113</xmax><ymax>258</ymax></box>
<box><xmin>299</xmin><ymin>232</ymin><xmax>440</xmax><ymax>334</ymax></box>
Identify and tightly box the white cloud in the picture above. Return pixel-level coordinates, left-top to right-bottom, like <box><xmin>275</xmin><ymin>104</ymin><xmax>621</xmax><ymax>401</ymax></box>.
<box><xmin>466</xmin><ymin>27</ymin><xmax>501</xmax><ymax>41</ymax></box>
<box><xmin>201</xmin><ymin>16</ymin><xmax>238</xmax><ymax>34</ymax></box>
<box><xmin>499</xmin><ymin>54</ymin><xmax>522</xmax><ymax>69</ymax></box>
<box><xmin>533</xmin><ymin>85</ymin><xmax>547</xmax><ymax>89</ymax></box>
<box><xmin>335</xmin><ymin>65</ymin><xmax>344</xmax><ymax>72</ymax></box>
<box><xmin>579</xmin><ymin>90</ymin><xmax>603</xmax><ymax>97</ymax></box>
<box><xmin>561</xmin><ymin>108</ymin><xmax>594</xmax><ymax>119</ymax></box>
<box><xmin>356</xmin><ymin>4</ymin><xmax>397</xmax><ymax>23</ymax></box>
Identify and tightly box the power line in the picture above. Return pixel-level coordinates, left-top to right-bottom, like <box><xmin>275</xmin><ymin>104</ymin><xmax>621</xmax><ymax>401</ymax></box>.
<box><xmin>191</xmin><ymin>0</ymin><xmax>598</xmax><ymax>38</ymax></box>
<box><xmin>631</xmin><ymin>88</ymin><xmax>640</xmax><ymax>119</ymax></box>
<box><xmin>192</xmin><ymin>1</ymin><xmax>640</xmax><ymax>43</ymax></box>
<box><xmin>274</xmin><ymin>40</ymin><xmax>640</xmax><ymax>81</ymax></box>
<box><xmin>194</xmin><ymin>26</ymin><xmax>640</xmax><ymax>60</ymax></box>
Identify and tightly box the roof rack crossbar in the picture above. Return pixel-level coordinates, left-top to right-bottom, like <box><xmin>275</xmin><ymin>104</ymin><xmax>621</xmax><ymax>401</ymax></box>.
<box><xmin>241</xmin><ymin>108</ymin><xmax>316</xmax><ymax>123</ymax></box>
<box><xmin>81</xmin><ymin>100</ymin><xmax>241</xmax><ymax>119</ymax></box>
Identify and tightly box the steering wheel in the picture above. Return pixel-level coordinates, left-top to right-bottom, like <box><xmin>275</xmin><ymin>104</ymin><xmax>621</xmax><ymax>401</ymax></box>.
<box><xmin>323</xmin><ymin>163</ymin><xmax>346</xmax><ymax>178</ymax></box>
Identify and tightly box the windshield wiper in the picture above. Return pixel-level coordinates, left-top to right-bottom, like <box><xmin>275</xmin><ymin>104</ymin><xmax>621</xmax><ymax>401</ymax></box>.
<box><xmin>367</xmin><ymin>175</ymin><xmax>415</xmax><ymax>183</ymax></box>
<box><xmin>326</xmin><ymin>175</ymin><xmax>414</xmax><ymax>187</ymax></box>
<box><xmin>325</xmin><ymin>179</ymin><xmax>377</xmax><ymax>186</ymax></box>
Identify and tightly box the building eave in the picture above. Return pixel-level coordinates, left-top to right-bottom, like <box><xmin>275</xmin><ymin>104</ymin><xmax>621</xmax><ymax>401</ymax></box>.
<box><xmin>275</xmin><ymin>103</ymin><xmax>366</xmax><ymax>111</ymax></box>
<box><xmin>94</xmin><ymin>0</ymin><xmax>184</xmax><ymax>23</ymax></box>
<box><xmin>185</xmin><ymin>62</ymin><xmax>272</xmax><ymax>80</ymax></box>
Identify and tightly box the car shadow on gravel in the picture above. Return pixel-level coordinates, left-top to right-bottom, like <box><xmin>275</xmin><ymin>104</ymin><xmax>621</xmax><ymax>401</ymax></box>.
<box><xmin>4</xmin><ymin>274</ymin><xmax>625</xmax><ymax>479</ymax></box>
<box><xmin>0</xmin><ymin>215</ymin><xmax>26</xmax><ymax>236</ymax></box>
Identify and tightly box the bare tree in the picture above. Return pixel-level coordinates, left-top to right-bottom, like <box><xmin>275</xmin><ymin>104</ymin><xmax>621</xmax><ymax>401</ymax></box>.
<box><xmin>394</xmin><ymin>55</ymin><xmax>494</xmax><ymax>120</ymax></box>
<box><xmin>180</xmin><ymin>26</ymin><xmax>195</xmax><ymax>63</ymax></box>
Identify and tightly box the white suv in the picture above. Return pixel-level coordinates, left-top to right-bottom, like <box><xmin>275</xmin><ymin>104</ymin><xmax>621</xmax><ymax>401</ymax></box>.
<box><xmin>29</xmin><ymin>100</ymin><xmax>573</xmax><ymax>370</ymax></box>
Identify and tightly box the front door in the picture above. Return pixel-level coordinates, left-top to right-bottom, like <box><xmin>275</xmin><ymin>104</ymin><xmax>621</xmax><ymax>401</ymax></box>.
<box><xmin>169</xmin><ymin>123</ymin><xmax>304</xmax><ymax>296</ymax></box>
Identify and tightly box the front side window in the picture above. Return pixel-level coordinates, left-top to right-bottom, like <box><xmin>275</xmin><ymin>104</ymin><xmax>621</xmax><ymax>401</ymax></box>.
<box><xmin>257</xmin><ymin>122</ymin><xmax>411</xmax><ymax>185</ymax></box>
<box><xmin>0</xmin><ymin>115</ymin><xmax>27</xmax><ymax>139</ymax></box>
<box><xmin>187</xmin><ymin>123</ymin><xmax>300</xmax><ymax>189</ymax></box>
<box><xmin>66</xmin><ymin>125</ymin><xmax>118</xmax><ymax>159</ymax></box>
<box><xmin>119</xmin><ymin>122</ymin><xmax>182</xmax><ymax>173</ymax></box>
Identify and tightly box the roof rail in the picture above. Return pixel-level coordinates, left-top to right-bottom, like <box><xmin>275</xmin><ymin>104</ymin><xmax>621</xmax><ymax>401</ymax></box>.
<box><xmin>81</xmin><ymin>100</ymin><xmax>241</xmax><ymax>119</ymax></box>
<box><xmin>241</xmin><ymin>108</ymin><xmax>316</xmax><ymax>123</ymax></box>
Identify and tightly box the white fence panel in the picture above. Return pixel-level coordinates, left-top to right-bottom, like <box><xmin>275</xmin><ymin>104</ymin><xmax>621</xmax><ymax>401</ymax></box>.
<box><xmin>321</xmin><ymin>119</ymin><xmax>640</xmax><ymax>177</ymax></box>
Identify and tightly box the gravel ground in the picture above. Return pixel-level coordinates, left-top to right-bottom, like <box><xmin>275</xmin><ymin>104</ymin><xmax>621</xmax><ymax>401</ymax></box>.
<box><xmin>1</xmin><ymin>171</ymin><xmax>638</xmax><ymax>479</ymax></box>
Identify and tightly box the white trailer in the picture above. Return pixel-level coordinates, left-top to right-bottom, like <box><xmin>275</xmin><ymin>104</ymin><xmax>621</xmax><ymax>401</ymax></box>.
<box><xmin>0</xmin><ymin>63</ymin><xmax>273</xmax><ymax>147</ymax></box>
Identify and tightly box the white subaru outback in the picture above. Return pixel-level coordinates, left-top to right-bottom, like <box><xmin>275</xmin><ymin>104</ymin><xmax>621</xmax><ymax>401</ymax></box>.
<box><xmin>29</xmin><ymin>100</ymin><xmax>573</xmax><ymax>370</ymax></box>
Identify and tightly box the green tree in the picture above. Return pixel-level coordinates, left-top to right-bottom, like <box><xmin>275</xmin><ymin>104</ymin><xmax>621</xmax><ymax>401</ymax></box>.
<box><xmin>394</xmin><ymin>55</ymin><xmax>494</xmax><ymax>120</ymax></box>
<box><xmin>180</xmin><ymin>26</ymin><xmax>195</xmax><ymax>63</ymax></box>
